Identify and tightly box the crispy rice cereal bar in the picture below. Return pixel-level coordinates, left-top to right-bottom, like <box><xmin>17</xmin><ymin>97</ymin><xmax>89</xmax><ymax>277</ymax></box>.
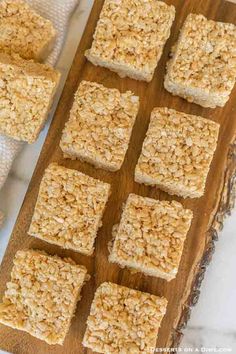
<box><xmin>0</xmin><ymin>53</ymin><xmax>60</xmax><ymax>143</ymax></box>
<box><xmin>0</xmin><ymin>250</ymin><xmax>89</xmax><ymax>345</ymax></box>
<box><xmin>164</xmin><ymin>14</ymin><xmax>236</xmax><ymax>108</ymax></box>
<box><xmin>83</xmin><ymin>282</ymin><xmax>168</xmax><ymax>353</ymax></box>
<box><xmin>135</xmin><ymin>107</ymin><xmax>220</xmax><ymax>198</ymax></box>
<box><xmin>28</xmin><ymin>163</ymin><xmax>110</xmax><ymax>256</ymax></box>
<box><xmin>0</xmin><ymin>0</ymin><xmax>56</xmax><ymax>61</ymax></box>
<box><xmin>85</xmin><ymin>0</ymin><xmax>175</xmax><ymax>82</ymax></box>
<box><xmin>109</xmin><ymin>194</ymin><xmax>193</xmax><ymax>281</ymax></box>
<box><xmin>60</xmin><ymin>81</ymin><xmax>139</xmax><ymax>171</ymax></box>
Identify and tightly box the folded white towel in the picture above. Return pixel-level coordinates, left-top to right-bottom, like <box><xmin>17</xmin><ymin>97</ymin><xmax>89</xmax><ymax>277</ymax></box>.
<box><xmin>0</xmin><ymin>0</ymin><xmax>79</xmax><ymax>191</ymax></box>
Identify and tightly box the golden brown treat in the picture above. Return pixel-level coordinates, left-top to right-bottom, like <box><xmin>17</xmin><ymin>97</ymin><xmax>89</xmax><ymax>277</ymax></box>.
<box><xmin>0</xmin><ymin>0</ymin><xmax>57</xmax><ymax>61</ymax></box>
<box><xmin>135</xmin><ymin>107</ymin><xmax>220</xmax><ymax>198</ymax></box>
<box><xmin>164</xmin><ymin>14</ymin><xmax>236</xmax><ymax>108</ymax></box>
<box><xmin>109</xmin><ymin>194</ymin><xmax>193</xmax><ymax>281</ymax></box>
<box><xmin>28</xmin><ymin>163</ymin><xmax>111</xmax><ymax>256</ymax></box>
<box><xmin>85</xmin><ymin>0</ymin><xmax>175</xmax><ymax>82</ymax></box>
<box><xmin>60</xmin><ymin>81</ymin><xmax>139</xmax><ymax>171</ymax></box>
<box><xmin>0</xmin><ymin>53</ymin><xmax>60</xmax><ymax>143</ymax></box>
<box><xmin>0</xmin><ymin>249</ymin><xmax>89</xmax><ymax>345</ymax></box>
<box><xmin>83</xmin><ymin>282</ymin><xmax>168</xmax><ymax>353</ymax></box>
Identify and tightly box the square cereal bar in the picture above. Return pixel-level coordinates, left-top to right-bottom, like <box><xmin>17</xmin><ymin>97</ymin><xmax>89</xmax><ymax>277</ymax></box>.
<box><xmin>164</xmin><ymin>14</ymin><xmax>236</xmax><ymax>108</ymax></box>
<box><xmin>0</xmin><ymin>53</ymin><xmax>60</xmax><ymax>143</ymax></box>
<box><xmin>135</xmin><ymin>107</ymin><xmax>220</xmax><ymax>198</ymax></box>
<box><xmin>0</xmin><ymin>250</ymin><xmax>89</xmax><ymax>345</ymax></box>
<box><xmin>0</xmin><ymin>0</ymin><xmax>57</xmax><ymax>61</ymax></box>
<box><xmin>109</xmin><ymin>194</ymin><xmax>193</xmax><ymax>281</ymax></box>
<box><xmin>85</xmin><ymin>0</ymin><xmax>175</xmax><ymax>82</ymax></box>
<box><xmin>28</xmin><ymin>163</ymin><xmax>110</xmax><ymax>256</ymax></box>
<box><xmin>60</xmin><ymin>81</ymin><xmax>139</xmax><ymax>171</ymax></box>
<box><xmin>83</xmin><ymin>282</ymin><xmax>168</xmax><ymax>353</ymax></box>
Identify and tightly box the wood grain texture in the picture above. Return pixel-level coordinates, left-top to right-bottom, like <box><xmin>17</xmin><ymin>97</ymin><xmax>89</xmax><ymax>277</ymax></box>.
<box><xmin>0</xmin><ymin>1</ymin><xmax>236</xmax><ymax>353</ymax></box>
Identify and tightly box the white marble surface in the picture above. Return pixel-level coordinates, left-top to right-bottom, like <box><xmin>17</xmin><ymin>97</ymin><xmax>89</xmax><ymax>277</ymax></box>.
<box><xmin>0</xmin><ymin>0</ymin><xmax>236</xmax><ymax>352</ymax></box>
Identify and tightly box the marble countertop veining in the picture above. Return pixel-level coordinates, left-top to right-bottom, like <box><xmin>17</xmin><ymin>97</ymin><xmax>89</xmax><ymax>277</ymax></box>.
<box><xmin>0</xmin><ymin>0</ymin><xmax>235</xmax><ymax>352</ymax></box>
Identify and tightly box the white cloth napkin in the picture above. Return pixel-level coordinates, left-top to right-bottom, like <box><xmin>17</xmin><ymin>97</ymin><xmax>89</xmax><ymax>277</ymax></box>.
<box><xmin>0</xmin><ymin>0</ymin><xmax>79</xmax><ymax>193</ymax></box>
<box><xmin>0</xmin><ymin>0</ymin><xmax>79</xmax><ymax>227</ymax></box>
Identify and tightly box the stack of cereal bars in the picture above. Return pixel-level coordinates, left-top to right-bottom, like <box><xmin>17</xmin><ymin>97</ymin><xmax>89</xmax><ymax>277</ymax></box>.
<box><xmin>1</xmin><ymin>0</ymin><xmax>236</xmax><ymax>351</ymax></box>
<box><xmin>0</xmin><ymin>0</ymin><xmax>60</xmax><ymax>143</ymax></box>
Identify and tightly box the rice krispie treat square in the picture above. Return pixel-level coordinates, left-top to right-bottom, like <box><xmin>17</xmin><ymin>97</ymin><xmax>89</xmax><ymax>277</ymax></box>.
<box><xmin>0</xmin><ymin>0</ymin><xmax>57</xmax><ymax>61</ymax></box>
<box><xmin>28</xmin><ymin>163</ymin><xmax>110</xmax><ymax>256</ymax></box>
<box><xmin>0</xmin><ymin>53</ymin><xmax>60</xmax><ymax>143</ymax></box>
<box><xmin>83</xmin><ymin>282</ymin><xmax>168</xmax><ymax>353</ymax></box>
<box><xmin>109</xmin><ymin>194</ymin><xmax>193</xmax><ymax>281</ymax></box>
<box><xmin>60</xmin><ymin>81</ymin><xmax>139</xmax><ymax>171</ymax></box>
<box><xmin>135</xmin><ymin>107</ymin><xmax>220</xmax><ymax>198</ymax></box>
<box><xmin>85</xmin><ymin>0</ymin><xmax>175</xmax><ymax>82</ymax></box>
<box><xmin>164</xmin><ymin>14</ymin><xmax>236</xmax><ymax>108</ymax></box>
<box><xmin>0</xmin><ymin>250</ymin><xmax>89</xmax><ymax>345</ymax></box>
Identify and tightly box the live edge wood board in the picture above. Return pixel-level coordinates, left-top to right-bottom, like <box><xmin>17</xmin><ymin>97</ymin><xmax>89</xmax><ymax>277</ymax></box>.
<box><xmin>0</xmin><ymin>0</ymin><xmax>236</xmax><ymax>353</ymax></box>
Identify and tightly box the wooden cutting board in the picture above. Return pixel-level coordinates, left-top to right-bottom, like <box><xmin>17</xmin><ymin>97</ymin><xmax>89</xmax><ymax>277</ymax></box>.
<box><xmin>0</xmin><ymin>0</ymin><xmax>236</xmax><ymax>353</ymax></box>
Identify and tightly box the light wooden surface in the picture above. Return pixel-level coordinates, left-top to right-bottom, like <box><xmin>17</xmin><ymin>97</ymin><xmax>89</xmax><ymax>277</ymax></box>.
<box><xmin>0</xmin><ymin>0</ymin><xmax>236</xmax><ymax>353</ymax></box>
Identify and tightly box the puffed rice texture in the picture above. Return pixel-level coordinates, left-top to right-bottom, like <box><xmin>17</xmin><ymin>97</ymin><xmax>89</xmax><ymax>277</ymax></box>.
<box><xmin>83</xmin><ymin>282</ymin><xmax>168</xmax><ymax>353</ymax></box>
<box><xmin>0</xmin><ymin>249</ymin><xmax>89</xmax><ymax>345</ymax></box>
